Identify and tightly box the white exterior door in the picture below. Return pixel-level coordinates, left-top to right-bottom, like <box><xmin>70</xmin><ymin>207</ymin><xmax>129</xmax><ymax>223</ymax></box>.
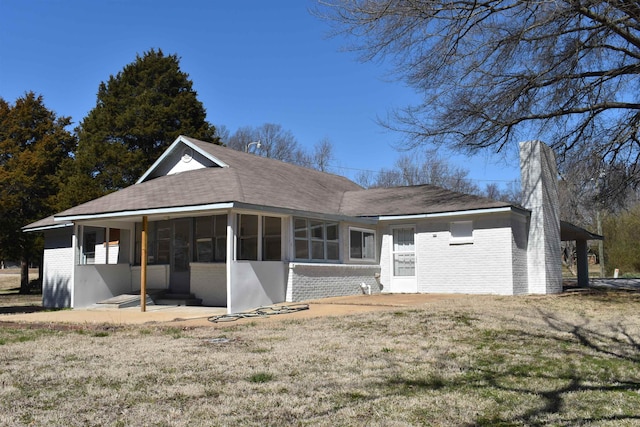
<box><xmin>390</xmin><ymin>226</ymin><xmax>417</xmax><ymax>293</ymax></box>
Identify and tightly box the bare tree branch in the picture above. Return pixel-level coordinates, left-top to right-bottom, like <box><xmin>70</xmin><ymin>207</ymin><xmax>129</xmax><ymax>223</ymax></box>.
<box><xmin>316</xmin><ymin>0</ymin><xmax>640</xmax><ymax>192</ymax></box>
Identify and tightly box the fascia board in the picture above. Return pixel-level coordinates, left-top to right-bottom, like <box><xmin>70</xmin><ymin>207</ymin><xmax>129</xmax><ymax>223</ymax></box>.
<box><xmin>378</xmin><ymin>206</ymin><xmax>525</xmax><ymax>221</ymax></box>
<box><xmin>136</xmin><ymin>135</ymin><xmax>229</xmax><ymax>184</ymax></box>
<box><xmin>231</xmin><ymin>202</ymin><xmax>379</xmax><ymax>225</ymax></box>
<box><xmin>55</xmin><ymin>202</ymin><xmax>235</xmax><ymax>221</ymax></box>
<box><xmin>22</xmin><ymin>222</ymin><xmax>73</xmax><ymax>233</ymax></box>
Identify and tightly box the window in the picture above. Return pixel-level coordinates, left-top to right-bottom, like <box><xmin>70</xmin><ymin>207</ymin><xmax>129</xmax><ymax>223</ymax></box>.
<box><xmin>214</xmin><ymin>215</ymin><xmax>227</xmax><ymax>261</ymax></box>
<box><xmin>82</xmin><ymin>230</ymin><xmax>97</xmax><ymax>264</ymax></box>
<box><xmin>294</xmin><ymin>217</ymin><xmax>339</xmax><ymax>261</ymax></box>
<box><xmin>392</xmin><ymin>227</ymin><xmax>415</xmax><ymax>276</ymax></box>
<box><xmin>135</xmin><ymin>216</ymin><xmax>228</xmax><ymax>265</ymax></box>
<box><xmin>238</xmin><ymin>214</ymin><xmax>259</xmax><ymax>260</ymax></box>
<box><xmin>350</xmin><ymin>228</ymin><xmax>376</xmax><ymax>261</ymax></box>
<box><xmin>294</xmin><ymin>218</ymin><xmax>309</xmax><ymax>259</ymax></box>
<box><xmin>237</xmin><ymin>214</ymin><xmax>282</xmax><ymax>261</ymax></box>
<box><xmin>195</xmin><ymin>216</ymin><xmax>213</xmax><ymax>262</ymax></box>
<box><xmin>263</xmin><ymin>216</ymin><xmax>282</xmax><ymax>261</ymax></box>
<box><xmin>156</xmin><ymin>221</ymin><xmax>171</xmax><ymax>264</ymax></box>
<box><xmin>80</xmin><ymin>226</ymin><xmax>124</xmax><ymax>265</ymax></box>
<box><xmin>194</xmin><ymin>215</ymin><xmax>227</xmax><ymax>262</ymax></box>
<box><xmin>450</xmin><ymin>221</ymin><xmax>473</xmax><ymax>245</ymax></box>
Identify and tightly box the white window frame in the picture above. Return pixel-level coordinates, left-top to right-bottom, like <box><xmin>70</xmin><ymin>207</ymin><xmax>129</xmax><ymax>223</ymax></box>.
<box><xmin>293</xmin><ymin>217</ymin><xmax>340</xmax><ymax>262</ymax></box>
<box><xmin>348</xmin><ymin>227</ymin><xmax>377</xmax><ymax>262</ymax></box>
<box><xmin>450</xmin><ymin>220</ymin><xmax>474</xmax><ymax>245</ymax></box>
<box><xmin>391</xmin><ymin>225</ymin><xmax>416</xmax><ymax>277</ymax></box>
<box><xmin>236</xmin><ymin>213</ymin><xmax>284</xmax><ymax>261</ymax></box>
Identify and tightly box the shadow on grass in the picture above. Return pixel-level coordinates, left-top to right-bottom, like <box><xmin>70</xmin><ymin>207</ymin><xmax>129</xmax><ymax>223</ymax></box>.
<box><xmin>0</xmin><ymin>285</ymin><xmax>45</xmax><ymax>314</ymax></box>
<box><xmin>0</xmin><ymin>305</ymin><xmax>48</xmax><ymax>314</ymax></box>
<box><xmin>379</xmin><ymin>295</ymin><xmax>640</xmax><ymax>426</ymax></box>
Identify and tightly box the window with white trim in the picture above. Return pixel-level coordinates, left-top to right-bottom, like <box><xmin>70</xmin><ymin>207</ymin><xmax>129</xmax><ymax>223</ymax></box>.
<box><xmin>262</xmin><ymin>216</ymin><xmax>282</xmax><ymax>261</ymax></box>
<box><xmin>450</xmin><ymin>220</ymin><xmax>473</xmax><ymax>244</ymax></box>
<box><xmin>194</xmin><ymin>214</ymin><xmax>227</xmax><ymax>262</ymax></box>
<box><xmin>392</xmin><ymin>227</ymin><xmax>415</xmax><ymax>276</ymax></box>
<box><xmin>80</xmin><ymin>226</ymin><xmax>125</xmax><ymax>265</ymax></box>
<box><xmin>237</xmin><ymin>214</ymin><xmax>282</xmax><ymax>261</ymax></box>
<box><xmin>238</xmin><ymin>214</ymin><xmax>259</xmax><ymax>260</ymax></box>
<box><xmin>349</xmin><ymin>228</ymin><xmax>376</xmax><ymax>261</ymax></box>
<box><xmin>294</xmin><ymin>217</ymin><xmax>339</xmax><ymax>261</ymax></box>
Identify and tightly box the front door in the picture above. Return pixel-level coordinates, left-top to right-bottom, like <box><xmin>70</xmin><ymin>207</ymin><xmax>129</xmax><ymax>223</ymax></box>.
<box><xmin>390</xmin><ymin>226</ymin><xmax>418</xmax><ymax>293</ymax></box>
<box><xmin>170</xmin><ymin>219</ymin><xmax>191</xmax><ymax>294</ymax></box>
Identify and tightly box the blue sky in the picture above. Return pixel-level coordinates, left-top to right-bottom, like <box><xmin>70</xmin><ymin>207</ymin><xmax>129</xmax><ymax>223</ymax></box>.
<box><xmin>0</xmin><ymin>0</ymin><xmax>521</xmax><ymax>187</ymax></box>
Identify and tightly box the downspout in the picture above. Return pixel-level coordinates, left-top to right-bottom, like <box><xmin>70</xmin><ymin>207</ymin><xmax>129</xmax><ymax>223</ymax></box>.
<box><xmin>141</xmin><ymin>216</ymin><xmax>148</xmax><ymax>312</ymax></box>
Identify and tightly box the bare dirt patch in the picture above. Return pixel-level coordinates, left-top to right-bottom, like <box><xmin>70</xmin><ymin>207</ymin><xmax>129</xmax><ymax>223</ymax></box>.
<box><xmin>0</xmin><ymin>290</ymin><xmax>639</xmax><ymax>426</ymax></box>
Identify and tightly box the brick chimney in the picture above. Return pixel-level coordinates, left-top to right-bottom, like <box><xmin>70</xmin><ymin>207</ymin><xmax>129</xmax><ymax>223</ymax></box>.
<box><xmin>519</xmin><ymin>140</ymin><xmax>562</xmax><ymax>294</ymax></box>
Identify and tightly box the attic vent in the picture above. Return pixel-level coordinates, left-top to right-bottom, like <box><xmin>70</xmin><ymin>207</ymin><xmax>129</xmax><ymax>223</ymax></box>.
<box><xmin>181</xmin><ymin>148</ymin><xmax>193</xmax><ymax>163</ymax></box>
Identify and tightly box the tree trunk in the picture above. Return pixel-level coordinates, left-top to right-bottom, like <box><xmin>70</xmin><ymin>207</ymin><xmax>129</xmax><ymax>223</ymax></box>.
<box><xmin>20</xmin><ymin>258</ymin><xmax>30</xmax><ymax>294</ymax></box>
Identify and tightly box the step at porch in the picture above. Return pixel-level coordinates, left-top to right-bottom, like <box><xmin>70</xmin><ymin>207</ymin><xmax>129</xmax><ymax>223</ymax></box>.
<box><xmin>152</xmin><ymin>292</ymin><xmax>203</xmax><ymax>306</ymax></box>
<box><xmin>95</xmin><ymin>292</ymin><xmax>159</xmax><ymax>309</ymax></box>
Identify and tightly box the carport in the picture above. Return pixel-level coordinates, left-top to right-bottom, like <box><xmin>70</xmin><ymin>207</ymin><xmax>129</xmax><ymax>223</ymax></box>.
<box><xmin>561</xmin><ymin>221</ymin><xmax>603</xmax><ymax>287</ymax></box>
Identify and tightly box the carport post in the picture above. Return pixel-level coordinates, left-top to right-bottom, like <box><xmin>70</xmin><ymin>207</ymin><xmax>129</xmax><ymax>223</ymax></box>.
<box><xmin>576</xmin><ymin>239</ymin><xmax>590</xmax><ymax>288</ymax></box>
<box><xmin>141</xmin><ymin>215</ymin><xmax>148</xmax><ymax>312</ymax></box>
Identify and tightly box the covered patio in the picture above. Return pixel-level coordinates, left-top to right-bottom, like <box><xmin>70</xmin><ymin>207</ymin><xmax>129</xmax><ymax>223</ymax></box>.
<box><xmin>561</xmin><ymin>220</ymin><xmax>603</xmax><ymax>287</ymax></box>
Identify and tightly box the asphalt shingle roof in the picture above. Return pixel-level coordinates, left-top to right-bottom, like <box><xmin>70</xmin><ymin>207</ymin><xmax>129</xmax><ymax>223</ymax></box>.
<box><xmin>341</xmin><ymin>185</ymin><xmax>511</xmax><ymax>217</ymax></box>
<box><xmin>26</xmin><ymin>136</ymin><xmax>515</xmax><ymax>228</ymax></box>
<box><xmin>53</xmin><ymin>137</ymin><xmax>363</xmax><ymax>218</ymax></box>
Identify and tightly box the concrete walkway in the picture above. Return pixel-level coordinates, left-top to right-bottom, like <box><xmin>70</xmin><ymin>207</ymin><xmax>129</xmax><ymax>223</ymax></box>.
<box><xmin>5</xmin><ymin>281</ymin><xmax>637</xmax><ymax>328</ymax></box>
<box><xmin>588</xmin><ymin>278</ymin><xmax>640</xmax><ymax>290</ymax></box>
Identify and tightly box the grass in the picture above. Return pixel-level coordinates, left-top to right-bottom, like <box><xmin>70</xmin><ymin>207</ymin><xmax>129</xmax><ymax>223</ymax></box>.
<box><xmin>0</xmin><ymin>270</ymin><xmax>42</xmax><ymax>310</ymax></box>
<box><xmin>0</xmin><ymin>289</ymin><xmax>639</xmax><ymax>425</ymax></box>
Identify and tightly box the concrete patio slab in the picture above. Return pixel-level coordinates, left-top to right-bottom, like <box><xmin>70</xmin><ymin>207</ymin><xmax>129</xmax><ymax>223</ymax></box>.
<box><xmin>0</xmin><ymin>293</ymin><xmax>468</xmax><ymax>327</ymax></box>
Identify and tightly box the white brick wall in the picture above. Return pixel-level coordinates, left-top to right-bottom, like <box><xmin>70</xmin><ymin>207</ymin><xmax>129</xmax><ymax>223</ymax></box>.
<box><xmin>520</xmin><ymin>140</ymin><xmax>562</xmax><ymax>294</ymax></box>
<box><xmin>286</xmin><ymin>263</ymin><xmax>381</xmax><ymax>302</ymax></box>
<box><xmin>379</xmin><ymin>213</ymin><xmax>522</xmax><ymax>295</ymax></box>
<box><xmin>418</xmin><ymin>216</ymin><xmax>515</xmax><ymax>295</ymax></box>
<box><xmin>190</xmin><ymin>263</ymin><xmax>226</xmax><ymax>306</ymax></box>
<box><xmin>131</xmin><ymin>265</ymin><xmax>169</xmax><ymax>290</ymax></box>
<box><xmin>42</xmin><ymin>228</ymin><xmax>74</xmax><ymax>308</ymax></box>
<box><xmin>511</xmin><ymin>214</ymin><xmax>529</xmax><ymax>295</ymax></box>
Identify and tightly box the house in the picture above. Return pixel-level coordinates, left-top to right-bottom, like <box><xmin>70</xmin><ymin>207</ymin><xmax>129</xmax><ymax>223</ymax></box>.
<box><xmin>24</xmin><ymin>136</ymin><xmax>600</xmax><ymax>313</ymax></box>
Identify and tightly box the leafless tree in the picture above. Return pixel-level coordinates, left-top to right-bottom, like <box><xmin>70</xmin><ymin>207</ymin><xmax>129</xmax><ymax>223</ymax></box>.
<box><xmin>225</xmin><ymin>124</ymin><xmax>337</xmax><ymax>171</ymax></box>
<box><xmin>317</xmin><ymin>0</ymin><xmax>640</xmax><ymax>194</ymax></box>
<box><xmin>225</xmin><ymin>125</ymin><xmax>256</xmax><ymax>152</ymax></box>
<box><xmin>356</xmin><ymin>148</ymin><xmax>482</xmax><ymax>194</ymax></box>
<box><xmin>311</xmin><ymin>137</ymin><xmax>334</xmax><ymax>172</ymax></box>
<box><xmin>226</xmin><ymin>123</ymin><xmax>302</xmax><ymax>162</ymax></box>
<box><xmin>214</xmin><ymin>124</ymin><xmax>230</xmax><ymax>145</ymax></box>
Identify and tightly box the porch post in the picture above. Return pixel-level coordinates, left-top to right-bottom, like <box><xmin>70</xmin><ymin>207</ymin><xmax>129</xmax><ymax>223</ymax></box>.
<box><xmin>141</xmin><ymin>216</ymin><xmax>148</xmax><ymax>312</ymax></box>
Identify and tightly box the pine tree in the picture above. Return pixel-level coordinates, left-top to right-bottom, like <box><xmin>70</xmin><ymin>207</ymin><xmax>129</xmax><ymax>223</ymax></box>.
<box><xmin>0</xmin><ymin>93</ymin><xmax>76</xmax><ymax>292</ymax></box>
<box><xmin>68</xmin><ymin>49</ymin><xmax>219</xmax><ymax>204</ymax></box>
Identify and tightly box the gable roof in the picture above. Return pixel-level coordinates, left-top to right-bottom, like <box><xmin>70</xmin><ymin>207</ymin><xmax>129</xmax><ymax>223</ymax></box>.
<box><xmin>136</xmin><ymin>136</ymin><xmax>229</xmax><ymax>183</ymax></box>
<box><xmin>53</xmin><ymin>136</ymin><xmax>363</xmax><ymax>220</ymax></box>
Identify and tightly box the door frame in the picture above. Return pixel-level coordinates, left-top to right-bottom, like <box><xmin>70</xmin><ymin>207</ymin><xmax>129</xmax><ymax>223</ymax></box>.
<box><xmin>389</xmin><ymin>225</ymin><xmax>418</xmax><ymax>293</ymax></box>
<box><xmin>169</xmin><ymin>218</ymin><xmax>192</xmax><ymax>294</ymax></box>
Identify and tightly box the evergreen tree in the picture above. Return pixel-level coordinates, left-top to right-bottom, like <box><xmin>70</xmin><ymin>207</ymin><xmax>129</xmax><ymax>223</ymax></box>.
<box><xmin>67</xmin><ymin>49</ymin><xmax>219</xmax><ymax>204</ymax></box>
<box><xmin>0</xmin><ymin>93</ymin><xmax>76</xmax><ymax>293</ymax></box>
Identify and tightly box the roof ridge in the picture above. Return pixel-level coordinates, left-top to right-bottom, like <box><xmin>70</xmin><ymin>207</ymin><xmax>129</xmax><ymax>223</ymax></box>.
<box><xmin>185</xmin><ymin>136</ymin><xmax>363</xmax><ymax>187</ymax></box>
